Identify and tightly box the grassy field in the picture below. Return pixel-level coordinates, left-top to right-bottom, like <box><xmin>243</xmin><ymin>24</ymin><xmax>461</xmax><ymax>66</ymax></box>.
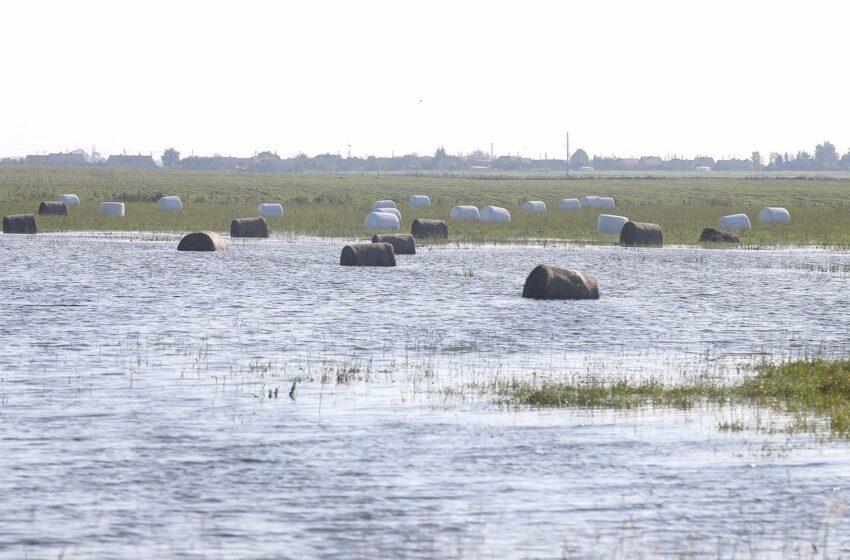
<box><xmin>2</xmin><ymin>166</ymin><xmax>850</xmax><ymax>245</ymax></box>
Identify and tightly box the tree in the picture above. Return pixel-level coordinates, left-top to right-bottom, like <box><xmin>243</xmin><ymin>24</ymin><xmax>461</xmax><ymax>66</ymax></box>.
<box><xmin>434</xmin><ymin>146</ymin><xmax>447</xmax><ymax>160</ymax></box>
<box><xmin>751</xmin><ymin>151</ymin><xmax>762</xmax><ymax>169</ymax></box>
<box><xmin>815</xmin><ymin>141</ymin><xmax>839</xmax><ymax>170</ymax></box>
<box><xmin>162</xmin><ymin>147</ymin><xmax>180</xmax><ymax>168</ymax></box>
<box><xmin>570</xmin><ymin>149</ymin><xmax>590</xmax><ymax>169</ymax></box>
<box><xmin>841</xmin><ymin>149</ymin><xmax>850</xmax><ymax>169</ymax></box>
<box><xmin>769</xmin><ymin>152</ymin><xmax>783</xmax><ymax>169</ymax></box>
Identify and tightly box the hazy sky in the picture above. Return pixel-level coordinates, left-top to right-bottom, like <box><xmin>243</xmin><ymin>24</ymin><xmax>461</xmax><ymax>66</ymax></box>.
<box><xmin>1</xmin><ymin>0</ymin><xmax>848</xmax><ymax>160</ymax></box>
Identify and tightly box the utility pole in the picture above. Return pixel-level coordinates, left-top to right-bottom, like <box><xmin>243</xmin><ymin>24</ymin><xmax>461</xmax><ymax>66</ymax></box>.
<box><xmin>565</xmin><ymin>131</ymin><xmax>570</xmax><ymax>164</ymax></box>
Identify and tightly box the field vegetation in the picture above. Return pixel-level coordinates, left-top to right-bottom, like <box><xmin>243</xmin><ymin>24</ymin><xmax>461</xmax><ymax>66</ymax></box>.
<box><xmin>2</xmin><ymin>166</ymin><xmax>850</xmax><ymax>245</ymax></box>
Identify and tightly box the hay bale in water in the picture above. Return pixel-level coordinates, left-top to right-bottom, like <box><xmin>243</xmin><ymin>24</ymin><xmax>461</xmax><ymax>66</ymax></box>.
<box><xmin>340</xmin><ymin>242</ymin><xmax>396</xmax><ymax>266</ymax></box>
<box><xmin>158</xmin><ymin>196</ymin><xmax>183</xmax><ymax>211</ymax></box>
<box><xmin>230</xmin><ymin>217</ymin><xmax>269</xmax><ymax>238</ymax></box>
<box><xmin>39</xmin><ymin>201</ymin><xmax>67</xmax><ymax>216</ymax></box>
<box><xmin>411</xmin><ymin>219</ymin><xmax>448</xmax><ymax>239</ymax></box>
<box><xmin>480</xmin><ymin>206</ymin><xmax>511</xmax><ymax>223</ymax></box>
<box><xmin>101</xmin><ymin>202</ymin><xmax>125</xmax><ymax>217</ymax></box>
<box><xmin>57</xmin><ymin>194</ymin><xmax>80</xmax><ymax>206</ymax></box>
<box><xmin>758</xmin><ymin>207</ymin><xmax>790</xmax><ymax>225</ymax></box>
<box><xmin>258</xmin><ymin>203</ymin><xmax>284</xmax><ymax>218</ymax></box>
<box><xmin>409</xmin><ymin>195</ymin><xmax>431</xmax><ymax>208</ymax></box>
<box><xmin>3</xmin><ymin>214</ymin><xmax>37</xmax><ymax>234</ymax></box>
<box><xmin>596</xmin><ymin>214</ymin><xmax>629</xmax><ymax>234</ymax></box>
<box><xmin>719</xmin><ymin>213</ymin><xmax>751</xmax><ymax>230</ymax></box>
<box><xmin>364</xmin><ymin>211</ymin><xmax>400</xmax><ymax>230</ymax></box>
<box><xmin>177</xmin><ymin>231</ymin><xmax>228</xmax><ymax>251</ymax></box>
<box><xmin>620</xmin><ymin>221</ymin><xmax>663</xmax><ymax>246</ymax></box>
<box><xmin>522</xmin><ymin>264</ymin><xmax>599</xmax><ymax>300</ymax></box>
<box><xmin>450</xmin><ymin>205</ymin><xmax>480</xmax><ymax>221</ymax></box>
<box><xmin>559</xmin><ymin>198</ymin><xmax>581</xmax><ymax>210</ymax></box>
<box><xmin>372</xmin><ymin>200</ymin><xmax>396</xmax><ymax>211</ymax></box>
<box><xmin>522</xmin><ymin>200</ymin><xmax>547</xmax><ymax>213</ymax></box>
<box><xmin>699</xmin><ymin>228</ymin><xmax>739</xmax><ymax>243</ymax></box>
<box><xmin>372</xmin><ymin>233</ymin><xmax>415</xmax><ymax>255</ymax></box>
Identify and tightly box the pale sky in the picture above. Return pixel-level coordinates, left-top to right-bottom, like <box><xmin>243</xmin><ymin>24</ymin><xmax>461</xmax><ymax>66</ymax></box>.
<box><xmin>1</xmin><ymin>0</ymin><xmax>848</xmax><ymax>161</ymax></box>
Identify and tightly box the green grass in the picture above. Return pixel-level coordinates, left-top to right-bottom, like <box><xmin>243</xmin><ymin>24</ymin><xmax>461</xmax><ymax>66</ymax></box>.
<box><xmin>485</xmin><ymin>358</ymin><xmax>850</xmax><ymax>437</ymax></box>
<box><xmin>2</xmin><ymin>166</ymin><xmax>850</xmax><ymax>245</ymax></box>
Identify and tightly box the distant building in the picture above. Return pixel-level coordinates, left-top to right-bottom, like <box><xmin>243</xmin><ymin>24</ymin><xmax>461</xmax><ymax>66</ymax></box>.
<box><xmin>25</xmin><ymin>155</ymin><xmax>49</xmax><ymax>165</ymax></box>
<box><xmin>613</xmin><ymin>158</ymin><xmax>640</xmax><ymax>170</ymax></box>
<box><xmin>639</xmin><ymin>156</ymin><xmax>663</xmax><ymax>169</ymax></box>
<box><xmin>24</xmin><ymin>153</ymin><xmax>87</xmax><ymax>166</ymax></box>
<box><xmin>105</xmin><ymin>154</ymin><xmax>157</xmax><ymax>169</ymax></box>
<box><xmin>693</xmin><ymin>156</ymin><xmax>716</xmax><ymax>169</ymax></box>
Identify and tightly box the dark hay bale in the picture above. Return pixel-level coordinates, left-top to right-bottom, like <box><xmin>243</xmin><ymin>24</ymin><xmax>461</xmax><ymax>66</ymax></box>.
<box><xmin>340</xmin><ymin>242</ymin><xmax>396</xmax><ymax>266</ymax></box>
<box><xmin>619</xmin><ymin>221</ymin><xmax>663</xmax><ymax>246</ymax></box>
<box><xmin>372</xmin><ymin>234</ymin><xmax>415</xmax><ymax>255</ymax></box>
<box><xmin>522</xmin><ymin>264</ymin><xmax>599</xmax><ymax>300</ymax></box>
<box><xmin>177</xmin><ymin>231</ymin><xmax>228</xmax><ymax>251</ymax></box>
<box><xmin>230</xmin><ymin>217</ymin><xmax>269</xmax><ymax>238</ymax></box>
<box><xmin>38</xmin><ymin>201</ymin><xmax>68</xmax><ymax>216</ymax></box>
<box><xmin>411</xmin><ymin>219</ymin><xmax>448</xmax><ymax>239</ymax></box>
<box><xmin>2</xmin><ymin>214</ymin><xmax>37</xmax><ymax>234</ymax></box>
<box><xmin>699</xmin><ymin>227</ymin><xmax>739</xmax><ymax>243</ymax></box>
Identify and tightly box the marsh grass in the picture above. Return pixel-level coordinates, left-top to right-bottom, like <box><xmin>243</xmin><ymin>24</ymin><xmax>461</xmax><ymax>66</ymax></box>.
<box><xmin>3</xmin><ymin>166</ymin><xmax>850</xmax><ymax>245</ymax></box>
<box><xmin>486</xmin><ymin>358</ymin><xmax>850</xmax><ymax>437</ymax></box>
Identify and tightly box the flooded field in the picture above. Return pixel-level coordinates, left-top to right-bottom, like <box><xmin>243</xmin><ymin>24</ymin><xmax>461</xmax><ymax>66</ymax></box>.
<box><xmin>2</xmin><ymin>233</ymin><xmax>850</xmax><ymax>558</ymax></box>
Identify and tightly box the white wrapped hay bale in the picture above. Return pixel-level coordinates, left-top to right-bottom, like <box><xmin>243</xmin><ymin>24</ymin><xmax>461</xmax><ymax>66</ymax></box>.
<box><xmin>100</xmin><ymin>202</ymin><xmax>125</xmax><ymax>217</ymax></box>
<box><xmin>158</xmin><ymin>196</ymin><xmax>182</xmax><ymax>211</ymax></box>
<box><xmin>364</xmin><ymin>211</ymin><xmax>400</xmax><ymax>230</ymax></box>
<box><xmin>408</xmin><ymin>195</ymin><xmax>431</xmax><ymax>208</ymax></box>
<box><xmin>758</xmin><ymin>207</ymin><xmax>790</xmax><ymax>225</ymax></box>
<box><xmin>596</xmin><ymin>214</ymin><xmax>629</xmax><ymax>234</ymax></box>
<box><xmin>450</xmin><ymin>205</ymin><xmax>480</xmax><ymax>221</ymax></box>
<box><xmin>719</xmin><ymin>213</ymin><xmax>752</xmax><ymax>230</ymax></box>
<box><xmin>480</xmin><ymin>206</ymin><xmax>511</xmax><ymax>223</ymax></box>
<box><xmin>521</xmin><ymin>201</ymin><xmax>547</xmax><ymax>213</ymax></box>
<box><xmin>580</xmin><ymin>196</ymin><xmax>599</xmax><ymax>207</ymax></box>
<box><xmin>57</xmin><ymin>194</ymin><xmax>80</xmax><ymax>206</ymax></box>
<box><xmin>374</xmin><ymin>207</ymin><xmax>401</xmax><ymax>220</ymax></box>
<box><xmin>559</xmin><ymin>198</ymin><xmax>581</xmax><ymax>210</ymax></box>
<box><xmin>596</xmin><ymin>197</ymin><xmax>615</xmax><ymax>208</ymax></box>
<box><xmin>258</xmin><ymin>203</ymin><xmax>284</xmax><ymax>217</ymax></box>
<box><xmin>372</xmin><ymin>200</ymin><xmax>397</xmax><ymax>211</ymax></box>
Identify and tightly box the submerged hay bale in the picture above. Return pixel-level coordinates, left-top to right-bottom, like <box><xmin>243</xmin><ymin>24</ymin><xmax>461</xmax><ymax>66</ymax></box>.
<box><xmin>364</xmin><ymin>211</ymin><xmax>400</xmax><ymax>230</ymax></box>
<box><xmin>39</xmin><ymin>201</ymin><xmax>67</xmax><ymax>216</ymax></box>
<box><xmin>619</xmin><ymin>221</ymin><xmax>663</xmax><ymax>246</ymax></box>
<box><xmin>596</xmin><ymin>214</ymin><xmax>629</xmax><ymax>234</ymax></box>
<box><xmin>177</xmin><ymin>231</ymin><xmax>228</xmax><ymax>251</ymax></box>
<box><xmin>101</xmin><ymin>202</ymin><xmax>125</xmax><ymax>217</ymax></box>
<box><xmin>411</xmin><ymin>219</ymin><xmax>448</xmax><ymax>239</ymax></box>
<box><xmin>758</xmin><ymin>207</ymin><xmax>790</xmax><ymax>225</ymax></box>
<box><xmin>340</xmin><ymin>242</ymin><xmax>396</xmax><ymax>266</ymax></box>
<box><xmin>2</xmin><ymin>214</ymin><xmax>37</xmax><ymax>234</ymax></box>
<box><xmin>258</xmin><ymin>203</ymin><xmax>284</xmax><ymax>217</ymax></box>
<box><xmin>699</xmin><ymin>227</ymin><xmax>739</xmax><ymax>243</ymax></box>
<box><xmin>230</xmin><ymin>217</ymin><xmax>269</xmax><ymax>238</ymax></box>
<box><xmin>719</xmin><ymin>213</ymin><xmax>751</xmax><ymax>230</ymax></box>
<box><xmin>522</xmin><ymin>264</ymin><xmax>600</xmax><ymax>300</ymax></box>
<box><xmin>372</xmin><ymin>233</ymin><xmax>415</xmax><ymax>255</ymax></box>
<box><xmin>450</xmin><ymin>205</ymin><xmax>480</xmax><ymax>221</ymax></box>
<box><xmin>408</xmin><ymin>195</ymin><xmax>431</xmax><ymax>208</ymax></box>
<box><xmin>158</xmin><ymin>196</ymin><xmax>183</xmax><ymax>211</ymax></box>
<box><xmin>57</xmin><ymin>194</ymin><xmax>80</xmax><ymax>206</ymax></box>
<box><xmin>480</xmin><ymin>206</ymin><xmax>511</xmax><ymax>222</ymax></box>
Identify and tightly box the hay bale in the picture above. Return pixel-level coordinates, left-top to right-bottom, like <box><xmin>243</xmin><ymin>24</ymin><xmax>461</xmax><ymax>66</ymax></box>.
<box><xmin>101</xmin><ymin>202</ymin><xmax>125</xmax><ymax>217</ymax></box>
<box><xmin>450</xmin><ymin>205</ymin><xmax>480</xmax><ymax>221</ymax></box>
<box><xmin>699</xmin><ymin>228</ymin><xmax>739</xmax><ymax>243</ymax></box>
<box><xmin>340</xmin><ymin>242</ymin><xmax>396</xmax><ymax>266</ymax></box>
<box><xmin>758</xmin><ymin>207</ymin><xmax>790</xmax><ymax>225</ymax></box>
<box><xmin>372</xmin><ymin>233</ymin><xmax>415</xmax><ymax>255</ymax></box>
<box><xmin>3</xmin><ymin>214</ymin><xmax>37</xmax><ymax>234</ymax></box>
<box><xmin>58</xmin><ymin>194</ymin><xmax>80</xmax><ymax>206</ymax></box>
<box><xmin>620</xmin><ymin>221</ymin><xmax>663</xmax><ymax>246</ymax></box>
<box><xmin>364</xmin><ymin>211</ymin><xmax>400</xmax><ymax>230</ymax></box>
<box><xmin>374</xmin><ymin>207</ymin><xmax>401</xmax><ymax>220</ymax></box>
<box><xmin>522</xmin><ymin>200</ymin><xmax>547</xmax><ymax>213</ymax></box>
<box><xmin>177</xmin><ymin>231</ymin><xmax>228</xmax><ymax>251</ymax></box>
<box><xmin>719</xmin><ymin>213</ymin><xmax>751</xmax><ymax>230</ymax></box>
<box><xmin>559</xmin><ymin>198</ymin><xmax>581</xmax><ymax>210</ymax></box>
<box><xmin>411</xmin><ymin>219</ymin><xmax>448</xmax><ymax>239</ymax></box>
<box><xmin>480</xmin><ymin>206</ymin><xmax>511</xmax><ymax>222</ymax></box>
<box><xmin>39</xmin><ymin>201</ymin><xmax>67</xmax><ymax>216</ymax></box>
<box><xmin>581</xmin><ymin>196</ymin><xmax>615</xmax><ymax>208</ymax></box>
<box><xmin>258</xmin><ymin>203</ymin><xmax>284</xmax><ymax>217</ymax></box>
<box><xmin>596</xmin><ymin>214</ymin><xmax>629</xmax><ymax>234</ymax></box>
<box><xmin>230</xmin><ymin>217</ymin><xmax>269</xmax><ymax>238</ymax></box>
<box><xmin>408</xmin><ymin>195</ymin><xmax>431</xmax><ymax>208</ymax></box>
<box><xmin>158</xmin><ymin>196</ymin><xmax>183</xmax><ymax>211</ymax></box>
<box><xmin>522</xmin><ymin>264</ymin><xmax>600</xmax><ymax>300</ymax></box>
<box><xmin>372</xmin><ymin>200</ymin><xmax>397</xmax><ymax>211</ymax></box>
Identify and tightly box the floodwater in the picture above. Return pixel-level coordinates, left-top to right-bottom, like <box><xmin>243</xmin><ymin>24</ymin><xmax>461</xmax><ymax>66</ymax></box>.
<box><xmin>2</xmin><ymin>233</ymin><xmax>850</xmax><ymax>558</ymax></box>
